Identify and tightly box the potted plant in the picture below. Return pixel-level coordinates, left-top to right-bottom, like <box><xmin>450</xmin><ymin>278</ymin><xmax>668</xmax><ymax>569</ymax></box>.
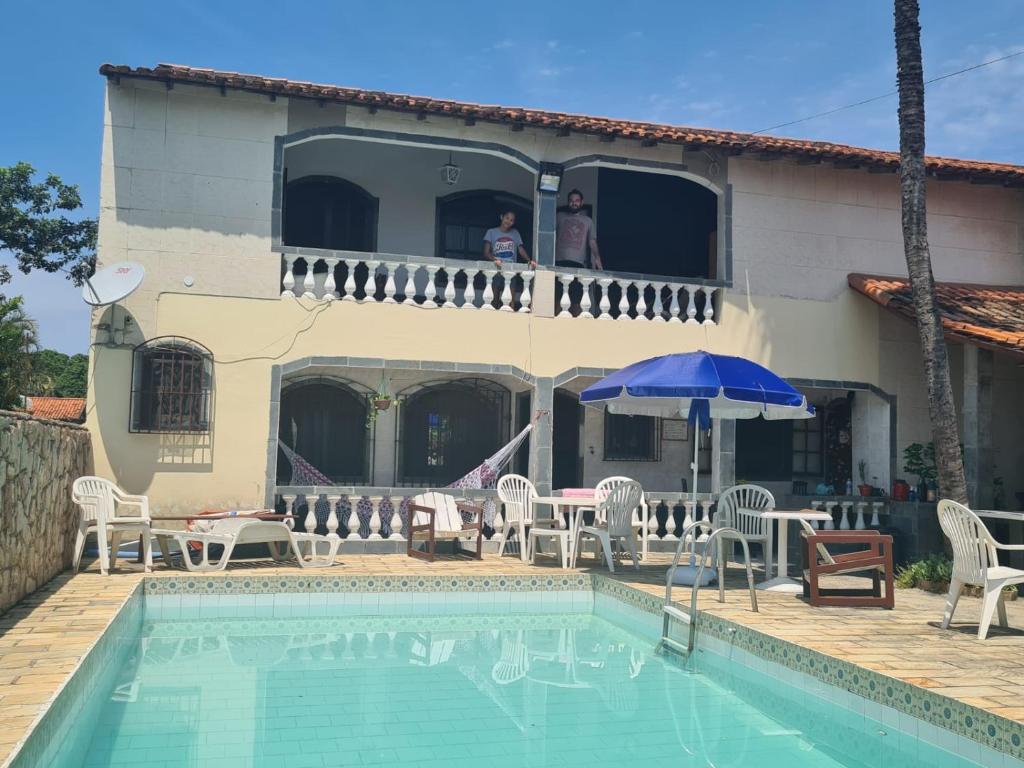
<box><xmin>366</xmin><ymin>377</ymin><xmax>400</xmax><ymax>427</ymax></box>
<box><xmin>857</xmin><ymin>460</ymin><xmax>872</xmax><ymax>496</ymax></box>
<box><xmin>903</xmin><ymin>442</ymin><xmax>936</xmax><ymax>501</ymax></box>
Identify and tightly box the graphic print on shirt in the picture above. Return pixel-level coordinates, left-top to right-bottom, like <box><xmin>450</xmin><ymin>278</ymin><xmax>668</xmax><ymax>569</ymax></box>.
<box><xmin>560</xmin><ymin>217</ymin><xmax>588</xmax><ymax>251</ymax></box>
<box><xmin>492</xmin><ymin>235</ymin><xmax>517</xmax><ymax>261</ymax></box>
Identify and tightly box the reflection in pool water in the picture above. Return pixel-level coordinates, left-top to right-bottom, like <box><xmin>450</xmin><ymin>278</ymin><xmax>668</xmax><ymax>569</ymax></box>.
<box><xmin>60</xmin><ymin>611</ymin><xmax>982</xmax><ymax>768</ymax></box>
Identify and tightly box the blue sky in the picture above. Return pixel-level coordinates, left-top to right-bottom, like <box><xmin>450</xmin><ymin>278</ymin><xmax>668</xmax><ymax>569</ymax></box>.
<box><xmin>2</xmin><ymin>0</ymin><xmax>1022</xmax><ymax>353</ymax></box>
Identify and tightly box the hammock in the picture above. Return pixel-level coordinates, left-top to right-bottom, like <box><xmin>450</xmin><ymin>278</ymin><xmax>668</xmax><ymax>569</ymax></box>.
<box><xmin>278</xmin><ymin>440</ymin><xmax>333</xmax><ymax>486</ymax></box>
<box><xmin>446</xmin><ymin>423</ymin><xmax>532</xmax><ymax>491</ymax></box>
<box><xmin>277</xmin><ymin>422</ymin><xmax>533</xmax><ymax>491</ymax></box>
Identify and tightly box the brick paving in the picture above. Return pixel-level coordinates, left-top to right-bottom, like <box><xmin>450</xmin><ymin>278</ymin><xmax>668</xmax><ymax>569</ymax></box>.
<box><xmin>1</xmin><ymin>552</ymin><xmax>1022</xmax><ymax>766</ymax></box>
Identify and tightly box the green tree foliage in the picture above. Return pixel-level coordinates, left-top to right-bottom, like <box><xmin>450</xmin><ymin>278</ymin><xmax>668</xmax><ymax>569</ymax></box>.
<box><xmin>28</xmin><ymin>348</ymin><xmax>88</xmax><ymax>397</ymax></box>
<box><xmin>0</xmin><ymin>296</ymin><xmax>38</xmax><ymax>409</ymax></box>
<box><xmin>0</xmin><ymin>162</ymin><xmax>97</xmax><ymax>287</ymax></box>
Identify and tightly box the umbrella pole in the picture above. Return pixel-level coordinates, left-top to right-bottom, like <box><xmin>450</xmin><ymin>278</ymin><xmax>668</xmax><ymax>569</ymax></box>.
<box><xmin>691</xmin><ymin>426</ymin><xmax>700</xmax><ymax>505</ymax></box>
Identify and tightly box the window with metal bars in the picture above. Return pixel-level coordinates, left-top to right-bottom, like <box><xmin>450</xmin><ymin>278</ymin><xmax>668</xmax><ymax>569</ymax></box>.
<box><xmin>130</xmin><ymin>337</ymin><xmax>212</xmax><ymax>433</ymax></box>
<box><xmin>603</xmin><ymin>412</ymin><xmax>662</xmax><ymax>462</ymax></box>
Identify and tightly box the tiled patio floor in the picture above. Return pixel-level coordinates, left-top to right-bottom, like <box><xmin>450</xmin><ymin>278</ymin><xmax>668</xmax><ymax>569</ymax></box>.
<box><xmin>1</xmin><ymin>552</ymin><xmax>1022</xmax><ymax>766</ymax></box>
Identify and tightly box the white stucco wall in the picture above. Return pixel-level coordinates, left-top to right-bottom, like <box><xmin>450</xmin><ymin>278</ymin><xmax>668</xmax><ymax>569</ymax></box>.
<box><xmin>99</xmin><ymin>79</ymin><xmax>288</xmax><ymax>335</ymax></box>
<box><xmin>729</xmin><ymin>157</ymin><xmax>1024</xmax><ymax>303</ymax></box>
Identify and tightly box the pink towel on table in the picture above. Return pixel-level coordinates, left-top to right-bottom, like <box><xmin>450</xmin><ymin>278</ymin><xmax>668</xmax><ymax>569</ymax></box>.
<box><xmin>558</xmin><ymin>488</ymin><xmax>596</xmax><ymax>498</ymax></box>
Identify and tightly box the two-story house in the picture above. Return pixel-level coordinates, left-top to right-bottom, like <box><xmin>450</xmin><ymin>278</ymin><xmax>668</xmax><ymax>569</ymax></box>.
<box><xmin>89</xmin><ymin>63</ymin><xmax>1024</xmax><ymax>550</ymax></box>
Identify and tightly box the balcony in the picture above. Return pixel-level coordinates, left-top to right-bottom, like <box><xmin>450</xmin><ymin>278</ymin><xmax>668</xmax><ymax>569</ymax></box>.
<box><xmin>274</xmin><ymin>132</ymin><xmax>726</xmax><ymax>322</ymax></box>
<box><xmin>278</xmin><ymin>249</ymin><xmax>724</xmax><ymax>324</ymax></box>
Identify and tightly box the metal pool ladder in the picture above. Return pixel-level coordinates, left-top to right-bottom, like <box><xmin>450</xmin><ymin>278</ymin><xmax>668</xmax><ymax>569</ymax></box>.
<box><xmin>659</xmin><ymin>521</ymin><xmax>759</xmax><ymax>656</ymax></box>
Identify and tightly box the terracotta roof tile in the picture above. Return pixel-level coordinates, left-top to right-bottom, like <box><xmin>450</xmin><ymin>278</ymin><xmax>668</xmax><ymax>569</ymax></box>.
<box><xmin>848</xmin><ymin>274</ymin><xmax>1024</xmax><ymax>358</ymax></box>
<box><xmin>28</xmin><ymin>397</ymin><xmax>86</xmax><ymax>423</ymax></box>
<box><xmin>99</xmin><ymin>63</ymin><xmax>1024</xmax><ymax>186</ymax></box>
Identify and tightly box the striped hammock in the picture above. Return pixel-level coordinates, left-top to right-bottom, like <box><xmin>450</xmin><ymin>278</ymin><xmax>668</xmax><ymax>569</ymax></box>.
<box><xmin>277</xmin><ymin>422</ymin><xmax>533</xmax><ymax>490</ymax></box>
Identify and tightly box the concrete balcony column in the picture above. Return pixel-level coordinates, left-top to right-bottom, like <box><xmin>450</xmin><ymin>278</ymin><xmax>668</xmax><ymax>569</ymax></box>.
<box><xmin>528</xmin><ymin>378</ymin><xmax>554</xmax><ymax>496</ymax></box>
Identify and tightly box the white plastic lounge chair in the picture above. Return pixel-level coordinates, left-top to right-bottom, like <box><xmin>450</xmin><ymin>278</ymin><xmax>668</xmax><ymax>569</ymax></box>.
<box><xmin>72</xmin><ymin>476</ymin><xmax>154</xmax><ymax>575</ymax></box>
<box><xmin>152</xmin><ymin>517</ymin><xmax>300</xmax><ymax>572</ymax></box>
<box><xmin>595</xmin><ymin>476</ymin><xmax>650</xmax><ymax>560</ymax></box>
<box><xmin>407</xmin><ymin>492</ymin><xmax>483</xmax><ymax>561</ymax></box>
<box><xmin>715</xmin><ymin>484</ymin><xmax>774</xmax><ymax>577</ymax></box>
<box><xmin>572</xmin><ymin>481</ymin><xmax>644</xmax><ymax>572</ymax></box>
<box><xmin>937</xmin><ymin>499</ymin><xmax>1024</xmax><ymax>639</ymax></box>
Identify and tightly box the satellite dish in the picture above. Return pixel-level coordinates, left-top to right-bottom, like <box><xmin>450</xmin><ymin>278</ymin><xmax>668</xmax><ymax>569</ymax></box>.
<box><xmin>82</xmin><ymin>262</ymin><xmax>145</xmax><ymax>306</ymax></box>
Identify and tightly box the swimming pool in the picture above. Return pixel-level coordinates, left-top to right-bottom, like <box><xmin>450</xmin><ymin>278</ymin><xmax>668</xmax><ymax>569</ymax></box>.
<box><xmin>9</xmin><ymin>579</ymin><xmax>1020</xmax><ymax>768</ymax></box>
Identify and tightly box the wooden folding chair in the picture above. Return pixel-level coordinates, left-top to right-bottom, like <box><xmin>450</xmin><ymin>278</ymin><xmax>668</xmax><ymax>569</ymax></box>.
<box><xmin>800</xmin><ymin>530</ymin><xmax>894</xmax><ymax>608</ymax></box>
<box><xmin>407</xmin><ymin>492</ymin><xmax>483</xmax><ymax>562</ymax></box>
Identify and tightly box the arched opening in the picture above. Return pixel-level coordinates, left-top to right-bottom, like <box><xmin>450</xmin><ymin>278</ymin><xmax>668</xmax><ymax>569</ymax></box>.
<box><xmin>277</xmin><ymin>378</ymin><xmax>371</xmax><ymax>484</ymax></box>
<box><xmin>552</xmin><ymin>389</ymin><xmax>582</xmax><ymax>489</ymax></box>
<box><xmin>560</xmin><ymin>165</ymin><xmax>718</xmax><ymax>279</ymax></box>
<box><xmin>283</xmin><ymin>175</ymin><xmax>379</xmax><ymax>251</ymax></box>
<box><xmin>436</xmin><ymin>190</ymin><xmax>533</xmax><ymax>261</ymax></box>
<box><xmin>397</xmin><ymin>379</ymin><xmax>511</xmax><ymax>486</ymax></box>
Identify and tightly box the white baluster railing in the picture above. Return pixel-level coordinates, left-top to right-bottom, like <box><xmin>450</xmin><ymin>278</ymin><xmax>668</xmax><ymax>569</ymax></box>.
<box><xmin>550</xmin><ymin>267</ymin><xmax>724</xmax><ymax>325</ymax></box>
<box><xmin>278</xmin><ymin>252</ymin><xmax>536</xmax><ymax>312</ymax></box>
<box><xmin>281</xmin><ymin>255</ymin><xmax>297</xmax><ymax>298</ymax></box>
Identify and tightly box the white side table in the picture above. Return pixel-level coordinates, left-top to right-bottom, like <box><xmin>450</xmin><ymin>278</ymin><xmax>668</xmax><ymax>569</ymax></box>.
<box><xmin>756</xmin><ymin>509</ymin><xmax>833</xmax><ymax>593</ymax></box>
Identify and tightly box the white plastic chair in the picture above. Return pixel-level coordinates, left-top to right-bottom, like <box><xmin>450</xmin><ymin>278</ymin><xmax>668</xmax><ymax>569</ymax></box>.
<box><xmin>595</xmin><ymin>476</ymin><xmax>650</xmax><ymax>560</ymax></box>
<box><xmin>71</xmin><ymin>476</ymin><xmax>153</xmax><ymax>575</ymax></box>
<box><xmin>497</xmin><ymin>474</ymin><xmax>552</xmax><ymax>563</ymax></box>
<box><xmin>572</xmin><ymin>481</ymin><xmax>644</xmax><ymax>572</ymax></box>
<box><xmin>714</xmin><ymin>484</ymin><xmax>774</xmax><ymax>577</ymax></box>
<box><xmin>937</xmin><ymin>500</ymin><xmax>1024</xmax><ymax>640</ymax></box>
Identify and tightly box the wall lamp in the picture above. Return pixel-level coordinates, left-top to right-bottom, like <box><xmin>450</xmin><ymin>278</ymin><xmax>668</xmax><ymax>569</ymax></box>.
<box><xmin>537</xmin><ymin>162</ymin><xmax>563</xmax><ymax>193</ymax></box>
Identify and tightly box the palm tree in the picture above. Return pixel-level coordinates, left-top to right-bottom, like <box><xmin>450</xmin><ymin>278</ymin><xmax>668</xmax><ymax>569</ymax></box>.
<box><xmin>894</xmin><ymin>0</ymin><xmax>967</xmax><ymax>503</ymax></box>
<box><xmin>0</xmin><ymin>295</ymin><xmax>38</xmax><ymax>409</ymax></box>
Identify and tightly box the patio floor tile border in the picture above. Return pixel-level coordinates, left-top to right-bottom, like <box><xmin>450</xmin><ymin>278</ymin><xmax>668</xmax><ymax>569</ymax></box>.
<box><xmin>4</xmin><ymin>585</ymin><xmax>143</xmax><ymax>768</ymax></box>
<box><xmin>590</xmin><ymin>575</ymin><xmax>1024</xmax><ymax>762</ymax></box>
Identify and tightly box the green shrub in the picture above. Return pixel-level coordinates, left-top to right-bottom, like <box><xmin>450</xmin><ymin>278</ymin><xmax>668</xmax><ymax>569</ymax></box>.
<box><xmin>895</xmin><ymin>553</ymin><xmax>953</xmax><ymax>588</ymax></box>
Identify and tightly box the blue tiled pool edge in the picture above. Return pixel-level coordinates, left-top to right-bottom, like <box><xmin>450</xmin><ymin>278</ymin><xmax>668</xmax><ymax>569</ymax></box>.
<box><xmin>6</xmin><ymin>573</ymin><xmax>1023</xmax><ymax>767</ymax></box>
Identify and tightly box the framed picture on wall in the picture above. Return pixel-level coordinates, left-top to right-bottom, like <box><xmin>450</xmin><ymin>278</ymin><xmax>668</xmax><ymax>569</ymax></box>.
<box><xmin>662</xmin><ymin>419</ymin><xmax>687</xmax><ymax>441</ymax></box>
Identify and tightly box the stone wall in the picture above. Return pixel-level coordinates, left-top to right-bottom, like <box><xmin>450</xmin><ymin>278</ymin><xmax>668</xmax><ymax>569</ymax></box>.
<box><xmin>0</xmin><ymin>411</ymin><xmax>93</xmax><ymax>614</ymax></box>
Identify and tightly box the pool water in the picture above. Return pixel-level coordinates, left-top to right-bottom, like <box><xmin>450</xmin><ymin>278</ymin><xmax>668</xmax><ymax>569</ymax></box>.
<box><xmin>52</xmin><ymin>604</ymin><xmax>987</xmax><ymax>768</ymax></box>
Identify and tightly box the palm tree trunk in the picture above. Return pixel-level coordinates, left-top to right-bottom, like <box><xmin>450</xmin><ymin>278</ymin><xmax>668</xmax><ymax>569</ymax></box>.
<box><xmin>894</xmin><ymin>0</ymin><xmax>968</xmax><ymax>504</ymax></box>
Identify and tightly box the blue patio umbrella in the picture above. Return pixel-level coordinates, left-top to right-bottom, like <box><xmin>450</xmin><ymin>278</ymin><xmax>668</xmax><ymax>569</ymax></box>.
<box><xmin>580</xmin><ymin>351</ymin><xmax>814</xmax><ymax>503</ymax></box>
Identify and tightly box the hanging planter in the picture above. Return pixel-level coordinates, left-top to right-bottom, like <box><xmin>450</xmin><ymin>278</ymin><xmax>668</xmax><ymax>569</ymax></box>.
<box><xmin>366</xmin><ymin>376</ymin><xmax>399</xmax><ymax>427</ymax></box>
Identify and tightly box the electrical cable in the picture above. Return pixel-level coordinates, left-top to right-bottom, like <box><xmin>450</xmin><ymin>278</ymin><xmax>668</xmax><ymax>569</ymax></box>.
<box><xmin>752</xmin><ymin>49</ymin><xmax>1024</xmax><ymax>135</ymax></box>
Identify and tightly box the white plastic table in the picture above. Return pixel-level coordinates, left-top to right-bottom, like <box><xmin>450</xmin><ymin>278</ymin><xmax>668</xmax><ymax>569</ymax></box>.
<box><xmin>532</xmin><ymin>496</ymin><xmax>597</xmax><ymax>562</ymax></box>
<box><xmin>754</xmin><ymin>509</ymin><xmax>833</xmax><ymax>593</ymax></box>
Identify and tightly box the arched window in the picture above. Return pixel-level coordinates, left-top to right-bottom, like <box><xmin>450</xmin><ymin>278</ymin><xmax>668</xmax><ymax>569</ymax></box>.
<box><xmin>130</xmin><ymin>337</ymin><xmax>212</xmax><ymax>433</ymax></box>
<box><xmin>397</xmin><ymin>379</ymin><xmax>510</xmax><ymax>486</ymax></box>
<box><xmin>436</xmin><ymin>190</ymin><xmax>533</xmax><ymax>260</ymax></box>
<box><xmin>283</xmin><ymin>175</ymin><xmax>379</xmax><ymax>251</ymax></box>
<box><xmin>278</xmin><ymin>378</ymin><xmax>371</xmax><ymax>484</ymax></box>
